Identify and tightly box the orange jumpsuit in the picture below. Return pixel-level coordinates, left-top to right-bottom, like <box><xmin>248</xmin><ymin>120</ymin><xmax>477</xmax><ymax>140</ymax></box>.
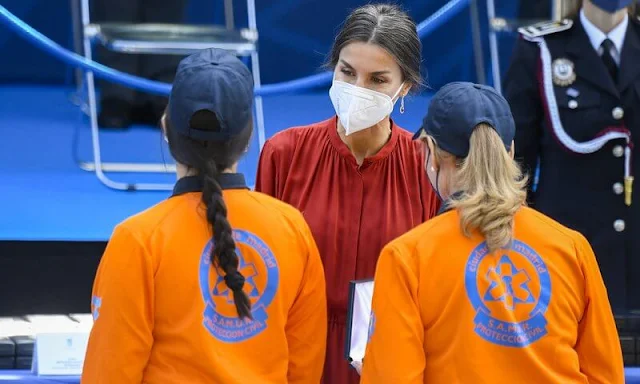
<box><xmin>361</xmin><ymin>205</ymin><xmax>624</xmax><ymax>384</ymax></box>
<box><xmin>82</xmin><ymin>174</ymin><xmax>327</xmax><ymax>384</ymax></box>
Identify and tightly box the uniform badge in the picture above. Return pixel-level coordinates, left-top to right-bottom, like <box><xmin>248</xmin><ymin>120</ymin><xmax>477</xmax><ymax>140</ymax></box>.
<box><xmin>464</xmin><ymin>241</ymin><xmax>551</xmax><ymax>348</ymax></box>
<box><xmin>552</xmin><ymin>58</ymin><xmax>576</xmax><ymax>87</ymax></box>
<box><xmin>199</xmin><ymin>230</ymin><xmax>280</xmax><ymax>343</ymax></box>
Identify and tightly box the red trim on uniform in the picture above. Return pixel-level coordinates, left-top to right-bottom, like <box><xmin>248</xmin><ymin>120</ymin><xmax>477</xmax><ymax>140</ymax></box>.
<box><xmin>595</xmin><ymin>126</ymin><xmax>631</xmax><ymax>139</ymax></box>
<box><xmin>597</xmin><ymin>126</ymin><xmax>634</xmax><ymax>167</ymax></box>
<box><xmin>536</xmin><ymin>49</ymin><xmax>634</xmax><ymax>161</ymax></box>
<box><xmin>596</xmin><ymin>126</ymin><xmax>634</xmax><ymax>174</ymax></box>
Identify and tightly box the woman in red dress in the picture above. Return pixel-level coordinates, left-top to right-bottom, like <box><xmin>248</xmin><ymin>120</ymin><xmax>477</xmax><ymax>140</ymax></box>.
<box><xmin>255</xmin><ymin>4</ymin><xmax>440</xmax><ymax>383</ymax></box>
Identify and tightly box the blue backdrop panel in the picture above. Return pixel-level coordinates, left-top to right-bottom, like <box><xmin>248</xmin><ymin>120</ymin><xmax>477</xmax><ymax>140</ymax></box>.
<box><xmin>0</xmin><ymin>85</ymin><xmax>433</xmax><ymax>241</ymax></box>
<box><xmin>0</xmin><ymin>0</ymin><xmax>519</xmax><ymax>90</ymax></box>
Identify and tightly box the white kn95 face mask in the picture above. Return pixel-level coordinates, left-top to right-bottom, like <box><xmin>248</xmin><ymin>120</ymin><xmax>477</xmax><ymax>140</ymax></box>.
<box><xmin>329</xmin><ymin>80</ymin><xmax>404</xmax><ymax>136</ymax></box>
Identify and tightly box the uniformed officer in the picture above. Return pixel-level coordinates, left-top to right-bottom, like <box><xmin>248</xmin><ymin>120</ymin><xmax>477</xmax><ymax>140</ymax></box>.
<box><xmin>503</xmin><ymin>0</ymin><xmax>639</xmax><ymax>312</ymax></box>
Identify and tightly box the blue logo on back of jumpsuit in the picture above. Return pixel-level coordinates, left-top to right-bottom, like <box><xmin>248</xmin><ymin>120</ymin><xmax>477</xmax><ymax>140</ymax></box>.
<box><xmin>464</xmin><ymin>240</ymin><xmax>552</xmax><ymax>348</ymax></box>
<box><xmin>198</xmin><ymin>229</ymin><xmax>279</xmax><ymax>343</ymax></box>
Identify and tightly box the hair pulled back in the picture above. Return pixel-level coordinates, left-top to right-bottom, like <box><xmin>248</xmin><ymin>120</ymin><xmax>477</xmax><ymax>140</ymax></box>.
<box><xmin>164</xmin><ymin>109</ymin><xmax>253</xmax><ymax>319</ymax></box>
<box><xmin>435</xmin><ymin>124</ymin><xmax>528</xmax><ymax>252</ymax></box>
<box><xmin>326</xmin><ymin>3</ymin><xmax>424</xmax><ymax>88</ymax></box>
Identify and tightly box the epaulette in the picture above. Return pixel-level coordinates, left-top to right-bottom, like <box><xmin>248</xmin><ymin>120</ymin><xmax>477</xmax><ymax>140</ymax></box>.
<box><xmin>518</xmin><ymin>19</ymin><xmax>573</xmax><ymax>39</ymax></box>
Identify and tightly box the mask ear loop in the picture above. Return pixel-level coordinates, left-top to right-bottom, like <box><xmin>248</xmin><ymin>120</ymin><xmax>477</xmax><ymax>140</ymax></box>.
<box><xmin>161</xmin><ymin>114</ymin><xmax>169</xmax><ymax>143</ymax></box>
<box><xmin>435</xmin><ymin>167</ymin><xmax>442</xmax><ymax>200</ymax></box>
<box><xmin>426</xmin><ymin>151</ymin><xmax>442</xmax><ymax>200</ymax></box>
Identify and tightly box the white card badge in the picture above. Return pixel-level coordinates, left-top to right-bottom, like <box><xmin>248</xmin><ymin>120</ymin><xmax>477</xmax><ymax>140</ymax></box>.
<box><xmin>31</xmin><ymin>332</ymin><xmax>89</xmax><ymax>375</ymax></box>
<box><xmin>27</xmin><ymin>315</ymin><xmax>91</xmax><ymax>376</ymax></box>
<box><xmin>344</xmin><ymin>279</ymin><xmax>374</xmax><ymax>365</ymax></box>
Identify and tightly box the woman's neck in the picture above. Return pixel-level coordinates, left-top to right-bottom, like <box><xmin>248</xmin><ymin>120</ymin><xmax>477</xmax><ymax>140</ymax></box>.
<box><xmin>337</xmin><ymin>119</ymin><xmax>392</xmax><ymax>165</ymax></box>
<box><xmin>583</xmin><ymin>1</ymin><xmax>627</xmax><ymax>33</ymax></box>
<box><xmin>176</xmin><ymin>163</ymin><xmax>238</xmax><ymax>180</ymax></box>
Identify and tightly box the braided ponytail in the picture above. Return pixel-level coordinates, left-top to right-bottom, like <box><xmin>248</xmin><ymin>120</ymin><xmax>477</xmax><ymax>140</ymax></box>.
<box><xmin>202</xmin><ymin>159</ymin><xmax>252</xmax><ymax>319</ymax></box>
<box><xmin>164</xmin><ymin>109</ymin><xmax>253</xmax><ymax>320</ymax></box>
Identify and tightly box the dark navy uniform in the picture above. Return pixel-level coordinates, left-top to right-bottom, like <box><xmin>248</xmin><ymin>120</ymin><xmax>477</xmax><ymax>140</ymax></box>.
<box><xmin>503</xmin><ymin>16</ymin><xmax>640</xmax><ymax>311</ymax></box>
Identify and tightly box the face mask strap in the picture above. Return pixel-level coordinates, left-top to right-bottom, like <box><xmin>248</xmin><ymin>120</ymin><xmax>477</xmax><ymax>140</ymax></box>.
<box><xmin>392</xmin><ymin>82</ymin><xmax>405</xmax><ymax>100</ymax></box>
<box><xmin>393</xmin><ymin>83</ymin><xmax>406</xmax><ymax>113</ymax></box>
<box><xmin>435</xmin><ymin>168</ymin><xmax>442</xmax><ymax>201</ymax></box>
<box><xmin>426</xmin><ymin>151</ymin><xmax>443</xmax><ymax>201</ymax></box>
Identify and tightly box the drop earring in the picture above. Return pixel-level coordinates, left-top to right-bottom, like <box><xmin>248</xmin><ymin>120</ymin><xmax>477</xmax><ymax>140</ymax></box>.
<box><xmin>400</xmin><ymin>95</ymin><xmax>405</xmax><ymax>114</ymax></box>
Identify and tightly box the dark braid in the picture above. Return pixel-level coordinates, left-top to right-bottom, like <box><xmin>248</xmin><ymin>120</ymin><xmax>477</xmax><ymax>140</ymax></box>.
<box><xmin>202</xmin><ymin>159</ymin><xmax>252</xmax><ymax>319</ymax></box>
<box><xmin>164</xmin><ymin>109</ymin><xmax>253</xmax><ymax>320</ymax></box>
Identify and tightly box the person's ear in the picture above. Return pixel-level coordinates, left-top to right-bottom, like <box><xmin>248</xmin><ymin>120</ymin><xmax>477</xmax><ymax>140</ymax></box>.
<box><xmin>402</xmin><ymin>84</ymin><xmax>412</xmax><ymax>97</ymax></box>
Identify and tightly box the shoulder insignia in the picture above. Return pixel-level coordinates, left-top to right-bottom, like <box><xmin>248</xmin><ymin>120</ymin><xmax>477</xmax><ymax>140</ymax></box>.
<box><xmin>518</xmin><ymin>19</ymin><xmax>573</xmax><ymax>39</ymax></box>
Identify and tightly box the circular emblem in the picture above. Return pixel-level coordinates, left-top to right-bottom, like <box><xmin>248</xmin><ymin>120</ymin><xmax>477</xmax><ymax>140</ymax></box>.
<box><xmin>464</xmin><ymin>240</ymin><xmax>551</xmax><ymax>348</ymax></box>
<box><xmin>552</xmin><ymin>58</ymin><xmax>576</xmax><ymax>87</ymax></box>
<box><xmin>198</xmin><ymin>229</ymin><xmax>280</xmax><ymax>343</ymax></box>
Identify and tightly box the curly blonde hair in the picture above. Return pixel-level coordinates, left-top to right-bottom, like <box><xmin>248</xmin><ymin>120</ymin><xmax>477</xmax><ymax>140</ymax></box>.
<box><xmin>431</xmin><ymin>124</ymin><xmax>528</xmax><ymax>252</ymax></box>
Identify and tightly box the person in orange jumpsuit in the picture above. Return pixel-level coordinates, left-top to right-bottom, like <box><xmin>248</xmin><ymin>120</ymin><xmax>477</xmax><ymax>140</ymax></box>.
<box><xmin>255</xmin><ymin>4</ymin><xmax>440</xmax><ymax>383</ymax></box>
<box><xmin>361</xmin><ymin>82</ymin><xmax>624</xmax><ymax>383</ymax></box>
<box><xmin>82</xmin><ymin>48</ymin><xmax>327</xmax><ymax>384</ymax></box>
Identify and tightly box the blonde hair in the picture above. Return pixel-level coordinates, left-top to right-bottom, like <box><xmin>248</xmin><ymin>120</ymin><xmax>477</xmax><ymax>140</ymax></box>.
<box><xmin>432</xmin><ymin>124</ymin><xmax>528</xmax><ymax>253</ymax></box>
<box><xmin>561</xmin><ymin>0</ymin><xmax>638</xmax><ymax>18</ymax></box>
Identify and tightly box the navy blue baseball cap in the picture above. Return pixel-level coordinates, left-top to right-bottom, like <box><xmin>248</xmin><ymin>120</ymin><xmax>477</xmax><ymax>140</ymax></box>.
<box><xmin>168</xmin><ymin>48</ymin><xmax>254</xmax><ymax>141</ymax></box>
<box><xmin>413</xmin><ymin>82</ymin><xmax>515</xmax><ymax>157</ymax></box>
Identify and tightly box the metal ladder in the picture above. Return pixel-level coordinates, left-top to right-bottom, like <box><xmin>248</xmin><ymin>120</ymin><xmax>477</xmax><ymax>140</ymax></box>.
<box><xmin>75</xmin><ymin>0</ymin><xmax>264</xmax><ymax>191</ymax></box>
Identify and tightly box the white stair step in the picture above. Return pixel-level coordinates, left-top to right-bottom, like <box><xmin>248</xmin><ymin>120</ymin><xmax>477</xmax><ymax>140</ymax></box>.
<box><xmin>86</xmin><ymin>23</ymin><xmax>258</xmax><ymax>56</ymax></box>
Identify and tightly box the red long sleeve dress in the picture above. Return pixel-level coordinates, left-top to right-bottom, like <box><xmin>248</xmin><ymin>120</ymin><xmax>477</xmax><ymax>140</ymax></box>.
<box><xmin>255</xmin><ymin>116</ymin><xmax>440</xmax><ymax>384</ymax></box>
